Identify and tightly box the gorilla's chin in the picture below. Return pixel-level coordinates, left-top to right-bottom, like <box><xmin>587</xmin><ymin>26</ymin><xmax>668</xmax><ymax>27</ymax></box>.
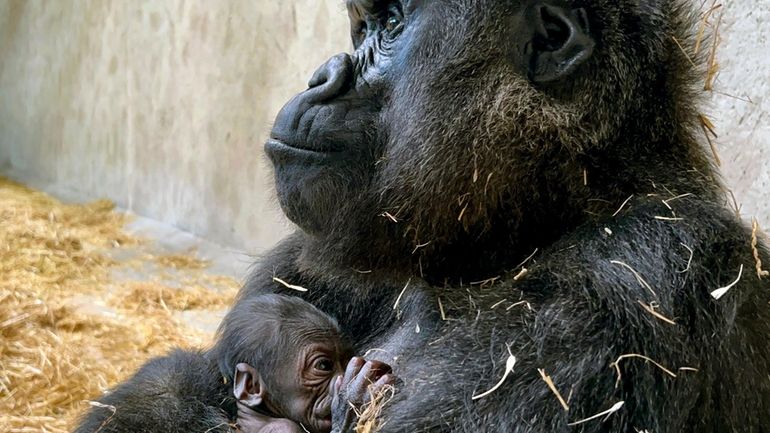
<box><xmin>266</xmin><ymin>139</ymin><xmax>351</xmax><ymax>236</ymax></box>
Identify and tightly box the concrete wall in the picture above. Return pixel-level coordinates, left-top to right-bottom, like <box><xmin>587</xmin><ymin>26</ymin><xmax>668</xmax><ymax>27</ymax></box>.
<box><xmin>0</xmin><ymin>0</ymin><xmax>349</xmax><ymax>253</ymax></box>
<box><xmin>0</xmin><ymin>1</ymin><xmax>767</xmax><ymax>253</ymax></box>
<box><xmin>709</xmin><ymin>3</ymin><xmax>770</xmax><ymax>225</ymax></box>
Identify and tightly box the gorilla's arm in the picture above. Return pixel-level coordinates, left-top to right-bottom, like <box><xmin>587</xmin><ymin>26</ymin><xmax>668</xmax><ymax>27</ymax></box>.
<box><xmin>377</xmin><ymin>197</ymin><xmax>770</xmax><ymax>432</ymax></box>
<box><xmin>74</xmin><ymin>349</ymin><xmax>235</xmax><ymax>433</ymax></box>
<box><xmin>241</xmin><ymin>198</ymin><xmax>770</xmax><ymax>433</ymax></box>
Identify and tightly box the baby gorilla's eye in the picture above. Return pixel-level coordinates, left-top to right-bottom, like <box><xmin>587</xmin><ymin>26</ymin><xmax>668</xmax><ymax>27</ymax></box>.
<box><xmin>314</xmin><ymin>358</ymin><xmax>333</xmax><ymax>372</ymax></box>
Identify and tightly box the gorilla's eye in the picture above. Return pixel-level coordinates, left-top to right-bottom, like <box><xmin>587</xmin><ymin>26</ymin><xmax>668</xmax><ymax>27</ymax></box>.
<box><xmin>313</xmin><ymin>358</ymin><xmax>333</xmax><ymax>372</ymax></box>
<box><xmin>386</xmin><ymin>15</ymin><xmax>401</xmax><ymax>32</ymax></box>
<box><xmin>384</xmin><ymin>6</ymin><xmax>403</xmax><ymax>34</ymax></box>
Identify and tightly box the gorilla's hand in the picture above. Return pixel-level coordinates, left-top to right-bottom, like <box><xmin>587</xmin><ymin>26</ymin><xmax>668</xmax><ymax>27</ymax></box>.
<box><xmin>330</xmin><ymin>358</ymin><xmax>395</xmax><ymax>433</ymax></box>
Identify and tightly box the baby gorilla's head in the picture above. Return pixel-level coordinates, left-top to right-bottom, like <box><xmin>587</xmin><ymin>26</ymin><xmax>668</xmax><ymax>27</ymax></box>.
<box><xmin>213</xmin><ymin>294</ymin><xmax>353</xmax><ymax>433</ymax></box>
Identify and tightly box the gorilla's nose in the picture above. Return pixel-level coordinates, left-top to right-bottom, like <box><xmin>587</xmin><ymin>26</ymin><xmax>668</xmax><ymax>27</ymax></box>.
<box><xmin>305</xmin><ymin>53</ymin><xmax>354</xmax><ymax>103</ymax></box>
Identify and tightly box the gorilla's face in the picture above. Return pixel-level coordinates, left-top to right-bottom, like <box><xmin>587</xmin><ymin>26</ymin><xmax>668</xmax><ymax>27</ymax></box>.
<box><xmin>267</xmin><ymin>0</ymin><xmax>650</xmax><ymax>258</ymax></box>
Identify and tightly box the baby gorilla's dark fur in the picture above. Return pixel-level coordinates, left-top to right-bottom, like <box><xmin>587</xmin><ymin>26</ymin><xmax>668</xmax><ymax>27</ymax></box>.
<box><xmin>75</xmin><ymin>295</ymin><xmax>388</xmax><ymax>433</ymax></box>
<box><xmin>216</xmin><ymin>294</ymin><xmax>353</xmax><ymax>433</ymax></box>
<box><xmin>73</xmin><ymin>349</ymin><xmax>233</xmax><ymax>433</ymax></box>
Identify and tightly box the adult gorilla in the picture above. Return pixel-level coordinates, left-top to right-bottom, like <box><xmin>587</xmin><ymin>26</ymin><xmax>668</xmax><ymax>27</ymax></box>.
<box><xmin>77</xmin><ymin>0</ymin><xmax>770</xmax><ymax>432</ymax></box>
<box><xmin>257</xmin><ymin>0</ymin><xmax>770</xmax><ymax>431</ymax></box>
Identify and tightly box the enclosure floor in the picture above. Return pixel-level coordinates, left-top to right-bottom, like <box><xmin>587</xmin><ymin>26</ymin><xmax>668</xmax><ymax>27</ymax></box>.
<box><xmin>0</xmin><ymin>174</ymin><xmax>254</xmax><ymax>432</ymax></box>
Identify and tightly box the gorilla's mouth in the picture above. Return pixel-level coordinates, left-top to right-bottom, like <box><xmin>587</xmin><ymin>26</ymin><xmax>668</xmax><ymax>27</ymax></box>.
<box><xmin>265</xmin><ymin>139</ymin><xmax>335</xmax><ymax>163</ymax></box>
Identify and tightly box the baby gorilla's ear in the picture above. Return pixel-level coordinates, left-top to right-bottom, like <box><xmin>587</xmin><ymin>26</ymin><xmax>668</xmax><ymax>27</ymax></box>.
<box><xmin>233</xmin><ymin>363</ymin><xmax>265</xmax><ymax>407</ymax></box>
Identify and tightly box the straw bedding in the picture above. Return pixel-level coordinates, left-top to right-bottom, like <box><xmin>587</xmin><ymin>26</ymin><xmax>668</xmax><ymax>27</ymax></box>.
<box><xmin>0</xmin><ymin>177</ymin><xmax>238</xmax><ymax>433</ymax></box>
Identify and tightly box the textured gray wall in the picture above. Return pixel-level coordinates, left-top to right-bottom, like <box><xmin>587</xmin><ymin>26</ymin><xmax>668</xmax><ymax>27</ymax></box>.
<box><xmin>0</xmin><ymin>1</ymin><xmax>767</xmax><ymax>253</ymax></box>
<box><xmin>709</xmin><ymin>3</ymin><xmax>770</xmax><ymax>226</ymax></box>
<box><xmin>0</xmin><ymin>0</ymin><xmax>349</xmax><ymax>252</ymax></box>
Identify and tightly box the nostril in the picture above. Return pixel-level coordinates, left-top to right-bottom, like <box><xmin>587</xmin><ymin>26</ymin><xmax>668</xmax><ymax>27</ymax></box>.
<box><xmin>305</xmin><ymin>54</ymin><xmax>354</xmax><ymax>103</ymax></box>
<box><xmin>536</xmin><ymin>5</ymin><xmax>573</xmax><ymax>51</ymax></box>
<box><xmin>308</xmin><ymin>67</ymin><xmax>329</xmax><ymax>89</ymax></box>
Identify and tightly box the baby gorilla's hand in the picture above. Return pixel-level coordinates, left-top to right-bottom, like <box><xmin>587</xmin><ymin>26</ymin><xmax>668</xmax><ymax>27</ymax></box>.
<box><xmin>330</xmin><ymin>357</ymin><xmax>395</xmax><ymax>433</ymax></box>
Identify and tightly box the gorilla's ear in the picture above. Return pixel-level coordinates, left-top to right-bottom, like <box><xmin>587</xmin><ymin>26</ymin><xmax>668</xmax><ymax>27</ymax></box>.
<box><xmin>234</xmin><ymin>363</ymin><xmax>265</xmax><ymax>407</ymax></box>
<box><xmin>519</xmin><ymin>3</ymin><xmax>595</xmax><ymax>83</ymax></box>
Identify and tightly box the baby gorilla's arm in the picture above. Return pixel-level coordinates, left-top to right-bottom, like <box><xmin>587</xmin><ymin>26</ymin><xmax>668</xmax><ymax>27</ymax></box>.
<box><xmin>331</xmin><ymin>357</ymin><xmax>395</xmax><ymax>433</ymax></box>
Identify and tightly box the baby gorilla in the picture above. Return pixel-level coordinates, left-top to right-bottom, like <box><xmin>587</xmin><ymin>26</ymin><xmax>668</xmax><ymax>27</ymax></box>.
<box><xmin>215</xmin><ymin>294</ymin><xmax>395</xmax><ymax>433</ymax></box>
<box><xmin>74</xmin><ymin>294</ymin><xmax>394</xmax><ymax>433</ymax></box>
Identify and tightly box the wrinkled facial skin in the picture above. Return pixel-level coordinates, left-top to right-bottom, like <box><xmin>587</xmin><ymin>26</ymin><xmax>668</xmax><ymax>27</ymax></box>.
<box><xmin>265</xmin><ymin>341</ymin><xmax>350</xmax><ymax>433</ymax></box>
<box><xmin>266</xmin><ymin>0</ymin><xmax>658</xmax><ymax>268</ymax></box>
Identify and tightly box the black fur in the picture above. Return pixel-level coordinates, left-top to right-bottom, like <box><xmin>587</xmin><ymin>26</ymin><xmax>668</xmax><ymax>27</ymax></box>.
<box><xmin>77</xmin><ymin>0</ymin><xmax>770</xmax><ymax>431</ymax></box>
<box><xmin>248</xmin><ymin>198</ymin><xmax>770</xmax><ymax>432</ymax></box>
<box><xmin>73</xmin><ymin>349</ymin><xmax>235</xmax><ymax>433</ymax></box>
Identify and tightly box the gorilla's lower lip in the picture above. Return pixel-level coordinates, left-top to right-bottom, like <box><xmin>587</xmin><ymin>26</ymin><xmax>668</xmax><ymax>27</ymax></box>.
<box><xmin>266</xmin><ymin>138</ymin><xmax>324</xmax><ymax>154</ymax></box>
<box><xmin>265</xmin><ymin>139</ymin><xmax>335</xmax><ymax>163</ymax></box>
<box><xmin>266</xmin><ymin>138</ymin><xmax>338</xmax><ymax>155</ymax></box>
